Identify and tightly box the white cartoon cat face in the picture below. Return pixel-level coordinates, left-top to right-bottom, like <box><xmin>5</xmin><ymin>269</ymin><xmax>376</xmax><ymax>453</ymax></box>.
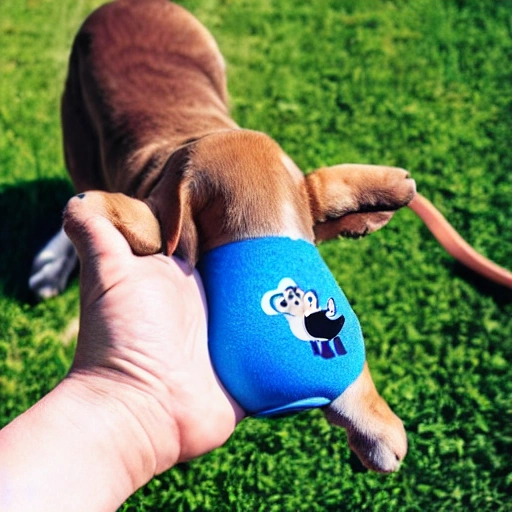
<box><xmin>261</xmin><ymin>278</ymin><xmax>345</xmax><ymax>345</ymax></box>
<box><xmin>262</xmin><ymin>278</ymin><xmax>305</xmax><ymax>317</ymax></box>
<box><xmin>271</xmin><ymin>286</ymin><xmax>305</xmax><ymax>316</ymax></box>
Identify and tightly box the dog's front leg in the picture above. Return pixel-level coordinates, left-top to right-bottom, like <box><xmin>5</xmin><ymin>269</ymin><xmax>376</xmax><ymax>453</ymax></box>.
<box><xmin>306</xmin><ymin>164</ymin><xmax>416</xmax><ymax>241</ymax></box>
<box><xmin>324</xmin><ymin>362</ymin><xmax>407</xmax><ymax>472</ymax></box>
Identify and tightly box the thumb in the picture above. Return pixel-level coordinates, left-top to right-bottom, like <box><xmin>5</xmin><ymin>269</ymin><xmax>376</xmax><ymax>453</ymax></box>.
<box><xmin>63</xmin><ymin>193</ymin><xmax>133</xmax><ymax>268</ymax></box>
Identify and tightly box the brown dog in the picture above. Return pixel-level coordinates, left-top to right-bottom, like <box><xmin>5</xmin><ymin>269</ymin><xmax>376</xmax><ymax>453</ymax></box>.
<box><xmin>27</xmin><ymin>0</ymin><xmax>512</xmax><ymax>472</ymax></box>
<box><xmin>30</xmin><ymin>0</ymin><xmax>414</xmax><ymax>472</ymax></box>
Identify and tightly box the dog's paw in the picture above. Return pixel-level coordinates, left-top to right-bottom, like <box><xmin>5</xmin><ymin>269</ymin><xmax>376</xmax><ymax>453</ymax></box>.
<box><xmin>367</xmin><ymin>166</ymin><xmax>416</xmax><ymax>210</ymax></box>
<box><xmin>324</xmin><ymin>362</ymin><xmax>408</xmax><ymax>473</ymax></box>
<box><xmin>307</xmin><ymin>164</ymin><xmax>416</xmax><ymax>242</ymax></box>
<box><xmin>29</xmin><ymin>228</ymin><xmax>77</xmax><ymax>300</ymax></box>
<box><xmin>345</xmin><ymin>421</ymin><xmax>408</xmax><ymax>473</ymax></box>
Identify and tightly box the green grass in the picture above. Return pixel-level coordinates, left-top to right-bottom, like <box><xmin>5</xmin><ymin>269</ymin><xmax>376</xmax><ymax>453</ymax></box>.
<box><xmin>1</xmin><ymin>0</ymin><xmax>512</xmax><ymax>510</ymax></box>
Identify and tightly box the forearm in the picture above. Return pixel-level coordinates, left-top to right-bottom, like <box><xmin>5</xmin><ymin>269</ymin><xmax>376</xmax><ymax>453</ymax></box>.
<box><xmin>0</xmin><ymin>376</ymin><xmax>177</xmax><ymax>512</ymax></box>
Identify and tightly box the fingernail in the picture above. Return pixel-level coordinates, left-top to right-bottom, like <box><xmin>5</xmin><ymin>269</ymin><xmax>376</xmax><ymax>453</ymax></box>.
<box><xmin>77</xmin><ymin>193</ymin><xmax>86</xmax><ymax>199</ymax></box>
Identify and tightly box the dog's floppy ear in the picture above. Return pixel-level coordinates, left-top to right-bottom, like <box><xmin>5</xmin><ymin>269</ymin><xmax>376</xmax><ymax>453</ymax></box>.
<box><xmin>305</xmin><ymin>164</ymin><xmax>416</xmax><ymax>242</ymax></box>
<box><xmin>145</xmin><ymin>143</ymin><xmax>199</xmax><ymax>266</ymax></box>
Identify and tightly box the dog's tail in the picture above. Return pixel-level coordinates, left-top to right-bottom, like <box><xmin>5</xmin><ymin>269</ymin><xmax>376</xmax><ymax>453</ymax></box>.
<box><xmin>408</xmin><ymin>193</ymin><xmax>512</xmax><ymax>289</ymax></box>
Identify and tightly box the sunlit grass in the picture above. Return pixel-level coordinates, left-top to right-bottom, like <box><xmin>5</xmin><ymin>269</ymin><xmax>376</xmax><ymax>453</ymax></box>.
<box><xmin>1</xmin><ymin>0</ymin><xmax>511</xmax><ymax>510</ymax></box>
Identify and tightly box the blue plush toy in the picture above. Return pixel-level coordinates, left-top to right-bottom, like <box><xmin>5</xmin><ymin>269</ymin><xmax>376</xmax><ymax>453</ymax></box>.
<box><xmin>198</xmin><ymin>236</ymin><xmax>365</xmax><ymax>417</ymax></box>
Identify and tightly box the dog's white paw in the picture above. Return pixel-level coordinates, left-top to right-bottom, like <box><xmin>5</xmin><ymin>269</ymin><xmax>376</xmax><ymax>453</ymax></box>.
<box><xmin>345</xmin><ymin>425</ymin><xmax>407</xmax><ymax>473</ymax></box>
<box><xmin>29</xmin><ymin>227</ymin><xmax>77</xmax><ymax>300</ymax></box>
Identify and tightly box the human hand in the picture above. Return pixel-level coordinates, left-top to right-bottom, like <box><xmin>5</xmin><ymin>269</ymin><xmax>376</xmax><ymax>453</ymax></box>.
<box><xmin>0</xmin><ymin>195</ymin><xmax>243</xmax><ymax>511</ymax></box>
<box><xmin>64</xmin><ymin>193</ymin><xmax>244</xmax><ymax>473</ymax></box>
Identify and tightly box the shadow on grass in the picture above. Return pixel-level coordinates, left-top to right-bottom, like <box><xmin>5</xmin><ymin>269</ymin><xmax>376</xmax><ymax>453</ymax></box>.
<box><xmin>454</xmin><ymin>263</ymin><xmax>512</xmax><ymax>305</ymax></box>
<box><xmin>0</xmin><ymin>178</ymin><xmax>74</xmax><ymax>303</ymax></box>
<box><xmin>415</xmin><ymin>222</ymin><xmax>512</xmax><ymax>306</ymax></box>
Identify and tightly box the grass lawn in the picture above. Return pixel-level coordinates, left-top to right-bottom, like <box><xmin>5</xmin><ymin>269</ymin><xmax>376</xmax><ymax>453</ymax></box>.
<box><xmin>1</xmin><ymin>0</ymin><xmax>511</xmax><ymax>510</ymax></box>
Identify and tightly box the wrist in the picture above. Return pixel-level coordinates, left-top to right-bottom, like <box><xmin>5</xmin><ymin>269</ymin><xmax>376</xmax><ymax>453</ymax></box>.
<box><xmin>62</xmin><ymin>371</ymin><xmax>182</xmax><ymax>487</ymax></box>
<box><xmin>0</xmin><ymin>374</ymin><xmax>180</xmax><ymax>512</ymax></box>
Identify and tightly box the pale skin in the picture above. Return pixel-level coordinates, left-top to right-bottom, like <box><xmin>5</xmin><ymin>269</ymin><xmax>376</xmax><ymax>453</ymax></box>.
<box><xmin>0</xmin><ymin>196</ymin><xmax>244</xmax><ymax>512</ymax></box>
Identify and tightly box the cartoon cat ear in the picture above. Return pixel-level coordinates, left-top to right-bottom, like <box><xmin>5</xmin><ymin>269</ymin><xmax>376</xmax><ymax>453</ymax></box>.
<box><xmin>277</xmin><ymin>278</ymin><xmax>298</xmax><ymax>290</ymax></box>
<box><xmin>261</xmin><ymin>291</ymin><xmax>281</xmax><ymax>316</ymax></box>
<box><xmin>326</xmin><ymin>298</ymin><xmax>336</xmax><ymax>318</ymax></box>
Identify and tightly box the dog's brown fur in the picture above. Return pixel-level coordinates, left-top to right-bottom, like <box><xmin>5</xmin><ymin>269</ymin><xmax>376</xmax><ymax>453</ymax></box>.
<box><xmin>57</xmin><ymin>0</ymin><xmax>419</xmax><ymax>472</ymax></box>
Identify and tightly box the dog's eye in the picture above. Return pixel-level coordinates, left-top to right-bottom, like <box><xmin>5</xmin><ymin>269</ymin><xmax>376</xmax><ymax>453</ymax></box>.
<box><xmin>294</xmin><ymin>301</ymin><xmax>300</xmax><ymax>306</ymax></box>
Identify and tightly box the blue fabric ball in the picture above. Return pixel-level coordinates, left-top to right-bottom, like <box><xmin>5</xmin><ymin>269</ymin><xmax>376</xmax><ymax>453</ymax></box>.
<box><xmin>198</xmin><ymin>237</ymin><xmax>365</xmax><ymax>417</ymax></box>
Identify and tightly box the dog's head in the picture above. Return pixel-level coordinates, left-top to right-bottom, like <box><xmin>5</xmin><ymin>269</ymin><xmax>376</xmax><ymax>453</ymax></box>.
<box><xmin>146</xmin><ymin>129</ymin><xmax>416</xmax><ymax>266</ymax></box>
